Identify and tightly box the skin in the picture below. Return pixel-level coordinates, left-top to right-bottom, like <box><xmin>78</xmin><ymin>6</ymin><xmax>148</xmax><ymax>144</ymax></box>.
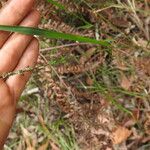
<box><xmin>0</xmin><ymin>0</ymin><xmax>40</xmax><ymax>148</ymax></box>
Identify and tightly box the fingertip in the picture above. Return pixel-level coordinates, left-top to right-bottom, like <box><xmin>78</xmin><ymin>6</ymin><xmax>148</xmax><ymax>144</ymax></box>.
<box><xmin>20</xmin><ymin>9</ymin><xmax>41</xmax><ymax>27</ymax></box>
<box><xmin>30</xmin><ymin>37</ymin><xmax>40</xmax><ymax>59</ymax></box>
<box><xmin>30</xmin><ymin>9</ymin><xmax>41</xmax><ymax>24</ymax></box>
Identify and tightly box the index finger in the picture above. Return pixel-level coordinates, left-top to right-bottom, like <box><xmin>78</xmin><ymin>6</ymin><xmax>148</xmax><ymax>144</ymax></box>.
<box><xmin>0</xmin><ymin>0</ymin><xmax>34</xmax><ymax>47</ymax></box>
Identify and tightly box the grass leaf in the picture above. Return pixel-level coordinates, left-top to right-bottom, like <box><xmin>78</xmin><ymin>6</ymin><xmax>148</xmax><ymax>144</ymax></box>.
<box><xmin>0</xmin><ymin>25</ymin><xmax>110</xmax><ymax>46</ymax></box>
<box><xmin>47</xmin><ymin>0</ymin><xmax>65</xmax><ymax>10</ymax></box>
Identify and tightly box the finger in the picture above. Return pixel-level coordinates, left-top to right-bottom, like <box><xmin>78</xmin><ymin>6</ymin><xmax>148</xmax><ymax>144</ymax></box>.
<box><xmin>0</xmin><ymin>0</ymin><xmax>35</xmax><ymax>47</ymax></box>
<box><xmin>6</xmin><ymin>38</ymin><xmax>39</xmax><ymax>100</ymax></box>
<box><xmin>0</xmin><ymin>10</ymin><xmax>40</xmax><ymax>74</ymax></box>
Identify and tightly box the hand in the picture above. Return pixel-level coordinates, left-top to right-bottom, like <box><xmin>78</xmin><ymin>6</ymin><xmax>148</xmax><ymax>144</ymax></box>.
<box><xmin>0</xmin><ymin>0</ymin><xmax>40</xmax><ymax>148</ymax></box>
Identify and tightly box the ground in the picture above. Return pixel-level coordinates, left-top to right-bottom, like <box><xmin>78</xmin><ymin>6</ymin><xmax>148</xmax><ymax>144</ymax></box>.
<box><xmin>3</xmin><ymin>0</ymin><xmax>150</xmax><ymax>150</ymax></box>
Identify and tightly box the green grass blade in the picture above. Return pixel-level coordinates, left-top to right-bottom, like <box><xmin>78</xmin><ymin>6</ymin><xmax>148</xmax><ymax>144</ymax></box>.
<box><xmin>47</xmin><ymin>0</ymin><xmax>65</xmax><ymax>10</ymax></box>
<box><xmin>0</xmin><ymin>25</ymin><xmax>110</xmax><ymax>46</ymax></box>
